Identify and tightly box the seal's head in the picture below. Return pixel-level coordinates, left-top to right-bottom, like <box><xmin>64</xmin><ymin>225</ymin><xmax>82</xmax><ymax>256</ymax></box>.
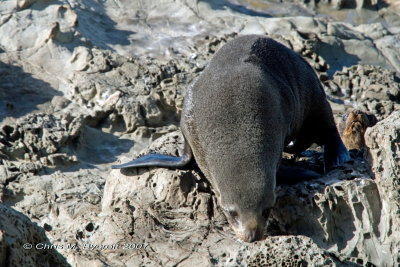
<box><xmin>210</xmin><ymin>159</ymin><xmax>277</xmax><ymax>243</ymax></box>
<box><xmin>341</xmin><ymin>109</ymin><xmax>378</xmax><ymax>150</ymax></box>
<box><xmin>222</xmin><ymin>202</ymin><xmax>272</xmax><ymax>242</ymax></box>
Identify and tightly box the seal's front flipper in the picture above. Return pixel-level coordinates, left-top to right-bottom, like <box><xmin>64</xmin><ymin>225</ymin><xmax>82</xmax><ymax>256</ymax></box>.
<box><xmin>324</xmin><ymin>135</ymin><xmax>351</xmax><ymax>172</ymax></box>
<box><xmin>276</xmin><ymin>164</ymin><xmax>322</xmax><ymax>185</ymax></box>
<box><xmin>112</xmin><ymin>141</ymin><xmax>193</xmax><ymax>169</ymax></box>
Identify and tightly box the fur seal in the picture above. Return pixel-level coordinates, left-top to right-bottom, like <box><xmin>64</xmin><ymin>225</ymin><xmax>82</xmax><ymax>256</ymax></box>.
<box><xmin>339</xmin><ymin>109</ymin><xmax>378</xmax><ymax>150</ymax></box>
<box><xmin>112</xmin><ymin>35</ymin><xmax>350</xmax><ymax>242</ymax></box>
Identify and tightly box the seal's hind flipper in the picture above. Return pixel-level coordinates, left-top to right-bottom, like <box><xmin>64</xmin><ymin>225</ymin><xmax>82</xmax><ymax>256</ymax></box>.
<box><xmin>112</xmin><ymin>141</ymin><xmax>193</xmax><ymax>169</ymax></box>
<box><xmin>324</xmin><ymin>135</ymin><xmax>350</xmax><ymax>172</ymax></box>
<box><xmin>111</xmin><ymin>154</ymin><xmax>190</xmax><ymax>169</ymax></box>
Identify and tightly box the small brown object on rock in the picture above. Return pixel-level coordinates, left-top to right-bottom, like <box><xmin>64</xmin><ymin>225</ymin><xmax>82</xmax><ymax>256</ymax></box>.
<box><xmin>339</xmin><ymin>109</ymin><xmax>378</xmax><ymax>150</ymax></box>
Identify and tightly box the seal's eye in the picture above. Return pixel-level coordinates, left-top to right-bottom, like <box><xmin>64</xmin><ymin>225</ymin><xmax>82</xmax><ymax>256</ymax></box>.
<box><xmin>262</xmin><ymin>208</ymin><xmax>271</xmax><ymax>219</ymax></box>
<box><xmin>342</xmin><ymin>113</ymin><xmax>349</xmax><ymax>122</ymax></box>
<box><xmin>226</xmin><ymin>210</ymin><xmax>239</xmax><ymax>220</ymax></box>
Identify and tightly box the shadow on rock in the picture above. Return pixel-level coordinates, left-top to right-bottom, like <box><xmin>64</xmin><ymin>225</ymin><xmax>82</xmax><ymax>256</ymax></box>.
<box><xmin>0</xmin><ymin>61</ymin><xmax>62</xmax><ymax>122</ymax></box>
<box><xmin>72</xmin><ymin>0</ymin><xmax>134</xmax><ymax>51</ymax></box>
<box><xmin>71</xmin><ymin>125</ymin><xmax>134</xmax><ymax>166</ymax></box>
<box><xmin>38</xmin><ymin>125</ymin><xmax>135</xmax><ymax>175</ymax></box>
<box><xmin>202</xmin><ymin>0</ymin><xmax>272</xmax><ymax>18</ymax></box>
<box><xmin>18</xmin><ymin>0</ymin><xmax>134</xmax><ymax>53</ymax></box>
<box><xmin>316</xmin><ymin>40</ymin><xmax>361</xmax><ymax>77</ymax></box>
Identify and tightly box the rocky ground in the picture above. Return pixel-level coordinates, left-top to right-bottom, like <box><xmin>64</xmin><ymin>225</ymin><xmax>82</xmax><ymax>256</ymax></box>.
<box><xmin>0</xmin><ymin>0</ymin><xmax>399</xmax><ymax>266</ymax></box>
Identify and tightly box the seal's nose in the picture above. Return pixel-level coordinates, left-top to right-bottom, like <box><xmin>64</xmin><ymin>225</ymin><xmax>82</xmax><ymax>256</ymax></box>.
<box><xmin>229</xmin><ymin>211</ymin><xmax>267</xmax><ymax>242</ymax></box>
<box><xmin>243</xmin><ymin>230</ymin><xmax>258</xmax><ymax>242</ymax></box>
<box><xmin>240</xmin><ymin>226</ymin><xmax>263</xmax><ymax>242</ymax></box>
<box><xmin>236</xmin><ymin>218</ymin><xmax>264</xmax><ymax>242</ymax></box>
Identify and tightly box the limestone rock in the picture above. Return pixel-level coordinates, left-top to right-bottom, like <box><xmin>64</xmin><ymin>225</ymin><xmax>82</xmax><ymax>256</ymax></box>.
<box><xmin>375</xmin><ymin>35</ymin><xmax>400</xmax><ymax>73</ymax></box>
<box><xmin>327</xmin><ymin>65</ymin><xmax>400</xmax><ymax>119</ymax></box>
<box><xmin>0</xmin><ymin>204</ymin><xmax>67</xmax><ymax>266</ymax></box>
<box><xmin>101</xmin><ymin>123</ymin><xmax>399</xmax><ymax>266</ymax></box>
<box><xmin>100</xmin><ymin>132</ymin><xmax>364</xmax><ymax>266</ymax></box>
<box><xmin>0</xmin><ymin>229</ymin><xmax>6</xmax><ymax>266</ymax></box>
<box><xmin>0</xmin><ymin>114</ymin><xmax>80</xmax><ymax>160</ymax></box>
<box><xmin>365</xmin><ymin>111</ymin><xmax>400</xmax><ymax>267</ymax></box>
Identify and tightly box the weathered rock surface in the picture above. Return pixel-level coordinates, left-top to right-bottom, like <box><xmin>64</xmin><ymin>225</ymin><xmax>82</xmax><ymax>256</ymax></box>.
<box><xmin>0</xmin><ymin>204</ymin><xmax>67</xmax><ymax>266</ymax></box>
<box><xmin>326</xmin><ymin>65</ymin><xmax>400</xmax><ymax>120</ymax></box>
<box><xmin>365</xmin><ymin>111</ymin><xmax>400</xmax><ymax>266</ymax></box>
<box><xmin>1</xmin><ymin>0</ymin><xmax>399</xmax><ymax>266</ymax></box>
<box><xmin>100</xmin><ymin>125</ymin><xmax>398</xmax><ymax>266</ymax></box>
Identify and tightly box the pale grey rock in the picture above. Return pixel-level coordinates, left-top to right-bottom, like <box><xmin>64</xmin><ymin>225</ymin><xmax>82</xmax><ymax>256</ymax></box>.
<box><xmin>332</xmin><ymin>0</ymin><xmax>346</xmax><ymax>9</ymax></box>
<box><xmin>327</xmin><ymin>22</ymin><xmax>365</xmax><ymax>40</ymax></box>
<box><xmin>101</xmin><ymin>119</ymin><xmax>400</xmax><ymax>266</ymax></box>
<box><xmin>0</xmin><ymin>204</ymin><xmax>68</xmax><ymax>266</ymax></box>
<box><xmin>378</xmin><ymin>1</ymin><xmax>400</xmax><ymax>34</ymax></box>
<box><xmin>0</xmin><ymin>230</ymin><xmax>5</xmax><ymax>267</ymax></box>
<box><xmin>327</xmin><ymin>65</ymin><xmax>400</xmax><ymax>119</ymax></box>
<box><xmin>317</xmin><ymin>35</ymin><xmax>391</xmax><ymax>76</ymax></box>
<box><xmin>375</xmin><ymin>35</ymin><xmax>400</xmax><ymax>73</ymax></box>
<box><xmin>0</xmin><ymin>113</ymin><xmax>82</xmax><ymax>162</ymax></box>
<box><xmin>1</xmin><ymin>169</ymin><xmax>108</xmax><ymax>266</ymax></box>
<box><xmin>99</xmin><ymin>131</ymin><xmax>383</xmax><ymax>266</ymax></box>
<box><xmin>365</xmin><ymin>111</ymin><xmax>400</xmax><ymax>267</ymax></box>
<box><xmin>354</xmin><ymin>23</ymin><xmax>388</xmax><ymax>39</ymax></box>
<box><xmin>273</xmin><ymin>176</ymin><xmax>385</xmax><ymax>265</ymax></box>
<box><xmin>357</xmin><ymin>0</ymin><xmax>379</xmax><ymax>8</ymax></box>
